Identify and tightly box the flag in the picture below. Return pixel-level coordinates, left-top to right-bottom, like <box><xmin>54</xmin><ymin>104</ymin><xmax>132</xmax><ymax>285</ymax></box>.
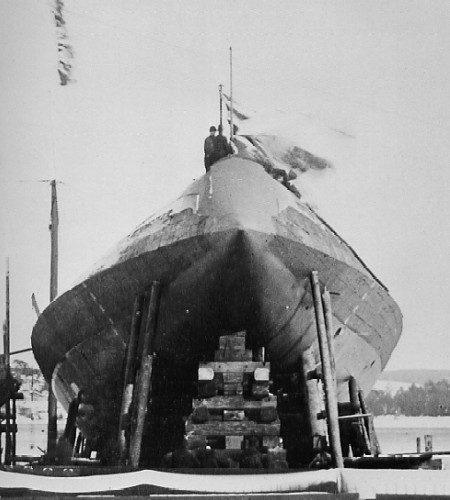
<box><xmin>222</xmin><ymin>93</ymin><xmax>332</xmax><ymax>173</ymax></box>
<box><xmin>52</xmin><ymin>0</ymin><xmax>74</xmax><ymax>85</ymax></box>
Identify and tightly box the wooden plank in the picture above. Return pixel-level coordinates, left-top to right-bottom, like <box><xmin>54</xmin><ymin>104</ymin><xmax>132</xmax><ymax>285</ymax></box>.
<box><xmin>214</xmin><ymin>350</ymin><xmax>253</xmax><ymax>361</ymax></box>
<box><xmin>197</xmin><ymin>380</ymin><xmax>218</xmax><ymax>398</ymax></box>
<box><xmin>225</xmin><ymin>435</ymin><xmax>244</xmax><ymax>449</ymax></box>
<box><xmin>223</xmin><ymin>410</ymin><xmax>245</xmax><ymax>421</ymax></box>
<box><xmin>185</xmin><ymin>419</ymin><xmax>280</xmax><ymax>436</ymax></box>
<box><xmin>223</xmin><ymin>372</ymin><xmax>244</xmax><ymax>383</ymax></box>
<box><xmin>258</xmin><ymin>406</ymin><xmax>278</xmax><ymax>423</ymax></box>
<box><xmin>219</xmin><ymin>335</ymin><xmax>246</xmax><ymax>349</ymax></box>
<box><xmin>193</xmin><ymin>396</ymin><xmax>277</xmax><ymax>410</ymax></box>
<box><xmin>254</xmin><ymin>367</ymin><xmax>270</xmax><ymax>381</ymax></box>
<box><xmin>262</xmin><ymin>435</ymin><xmax>282</xmax><ymax>449</ymax></box>
<box><xmin>338</xmin><ymin>413</ymin><xmax>372</xmax><ymax>420</ymax></box>
<box><xmin>252</xmin><ymin>382</ymin><xmax>270</xmax><ymax>399</ymax></box>
<box><xmin>199</xmin><ymin>361</ymin><xmax>269</xmax><ymax>373</ymax></box>
<box><xmin>223</xmin><ymin>383</ymin><xmax>243</xmax><ymax>396</ymax></box>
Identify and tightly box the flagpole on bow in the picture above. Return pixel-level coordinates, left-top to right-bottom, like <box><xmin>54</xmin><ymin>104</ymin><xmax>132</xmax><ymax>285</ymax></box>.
<box><xmin>219</xmin><ymin>84</ymin><xmax>223</xmax><ymax>129</ymax></box>
<box><xmin>229</xmin><ymin>46</ymin><xmax>234</xmax><ymax>141</ymax></box>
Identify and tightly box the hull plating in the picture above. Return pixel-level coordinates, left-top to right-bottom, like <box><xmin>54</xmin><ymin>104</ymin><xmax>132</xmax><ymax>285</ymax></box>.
<box><xmin>32</xmin><ymin>158</ymin><xmax>402</xmax><ymax>409</ymax></box>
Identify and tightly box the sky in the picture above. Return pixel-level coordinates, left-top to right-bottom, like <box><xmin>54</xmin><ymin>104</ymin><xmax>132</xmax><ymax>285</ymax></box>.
<box><xmin>0</xmin><ymin>0</ymin><xmax>450</xmax><ymax>371</ymax></box>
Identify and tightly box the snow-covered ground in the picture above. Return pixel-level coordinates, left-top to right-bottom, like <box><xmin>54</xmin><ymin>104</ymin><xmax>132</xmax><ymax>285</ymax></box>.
<box><xmin>375</xmin><ymin>415</ymin><xmax>450</xmax><ymax>429</ymax></box>
<box><xmin>372</xmin><ymin>379</ymin><xmax>414</xmax><ymax>394</ymax></box>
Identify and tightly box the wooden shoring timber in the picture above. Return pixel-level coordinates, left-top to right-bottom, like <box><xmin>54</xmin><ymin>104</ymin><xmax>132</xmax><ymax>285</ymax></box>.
<box><xmin>74</xmin><ymin>433</ymin><xmax>84</xmax><ymax>457</ymax></box>
<box><xmin>54</xmin><ymin>397</ymin><xmax>79</xmax><ymax>462</ymax></box>
<box><xmin>193</xmin><ymin>396</ymin><xmax>277</xmax><ymax>411</ymax></box>
<box><xmin>322</xmin><ymin>288</ymin><xmax>336</xmax><ymax>378</ymax></box>
<box><xmin>338</xmin><ymin>413</ymin><xmax>371</xmax><ymax>421</ymax></box>
<box><xmin>348</xmin><ymin>377</ymin><xmax>360</xmax><ymax>413</ymax></box>
<box><xmin>142</xmin><ymin>281</ymin><xmax>161</xmax><ymax>358</ymax></box>
<box><xmin>358</xmin><ymin>388</ymin><xmax>381</xmax><ymax>455</ymax></box>
<box><xmin>129</xmin><ymin>355</ymin><xmax>153</xmax><ymax>467</ymax></box>
<box><xmin>128</xmin><ymin>281</ymin><xmax>161</xmax><ymax>468</ymax></box>
<box><xmin>348</xmin><ymin>378</ymin><xmax>371</xmax><ymax>456</ymax></box>
<box><xmin>185</xmin><ymin>419</ymin><xmax>281</xmax><ymax>436</ymax></box>
<box><xmin>199</xmin><ymin>361</ymin><xmax>269</xmax><ymax>373</ymax></box>
<box><xmin>11</xmin><ymin>396</ymin><xmax>16</xmax><ymax>461</ymax></box>
<box><xmin>3</xmin><ymin>398</ymin><xmax>12</xmax><ymax>465</ymax></box>
<box><xmin>301</xmin><ymin>347</ymin><xmax>327</xmax><ymax>454</ymax></box>
<box><xmin>117</xmin><ymin>295</ymin><xmax>144</xmax><ymax>463</ymax></box>
<box><xmin>62</xmin><ymin>398</ymin><xmax>79</xmax><ymax>448</ymax></box>
<box><xmin>310</xmin><ymin>270</ymin><xmax>344</xmax><ymax>468</ymax></box>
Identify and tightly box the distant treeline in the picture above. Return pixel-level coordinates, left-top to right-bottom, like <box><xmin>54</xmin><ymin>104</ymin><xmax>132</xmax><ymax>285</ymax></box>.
<box><xmin>11</xmin><ymin>359</ymin><xmax>43</xmax><ymax>378</ymax></box>
<box><xmin>367</xmin><ymin>380</ymin><xmax>450</xmax><ymax>416</ymax></box>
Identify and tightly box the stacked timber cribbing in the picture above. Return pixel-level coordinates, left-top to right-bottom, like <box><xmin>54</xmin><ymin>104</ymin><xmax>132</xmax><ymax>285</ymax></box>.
<box><xmin>184</xmin><ymin>331</ymin><xmax>288</xmax><ymax>469</ymax></box>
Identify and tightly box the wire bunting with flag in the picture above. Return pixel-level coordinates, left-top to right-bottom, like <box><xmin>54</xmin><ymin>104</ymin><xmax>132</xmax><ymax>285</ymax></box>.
<box><xmin>52</xmin><ymin>0</ymin><xmax>74</xmax><ymax>86</ymax></box>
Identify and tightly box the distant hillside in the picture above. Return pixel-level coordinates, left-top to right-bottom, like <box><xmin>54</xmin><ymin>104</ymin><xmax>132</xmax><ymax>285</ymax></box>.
<box><xmin>379</xmin><ymin>369</ymin><xmax>450</xmax><ymax>385</ymax></box>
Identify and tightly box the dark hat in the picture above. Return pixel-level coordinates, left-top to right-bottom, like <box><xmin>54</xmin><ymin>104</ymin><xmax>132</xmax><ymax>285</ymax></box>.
<box><xmin>209</xmin><ymin>126</ymin><xmax>217</xmax><ymax>132</ymax></box>
<box><xmin>218</xmin><ymin>124</ymin><xmax>223</xmax><ymax>131</ymax></box>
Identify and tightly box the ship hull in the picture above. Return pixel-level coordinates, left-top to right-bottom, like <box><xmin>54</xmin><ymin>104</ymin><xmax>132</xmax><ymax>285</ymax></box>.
<box><xmin>32</xmin><ymin>158</ymin><xmax>402</xmax><ymax>457</ymax></box>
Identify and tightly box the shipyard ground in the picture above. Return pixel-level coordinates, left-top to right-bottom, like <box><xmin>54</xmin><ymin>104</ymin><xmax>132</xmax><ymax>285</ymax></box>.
<box><xmin>3</xmin><ymin>464</ymin><xmax>450</xmax><ymax>499</ymax></box>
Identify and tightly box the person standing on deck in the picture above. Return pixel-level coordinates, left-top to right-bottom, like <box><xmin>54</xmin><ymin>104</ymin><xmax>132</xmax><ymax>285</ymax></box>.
<box><xmin>204</xmin><ymin>126</ymin><xmax>216</xmax><ymax>172</ymax></box>
<box><xmin>211</xmin><ymin>124</ymin><xmax>234</xmax><ymax>165</ymax></box>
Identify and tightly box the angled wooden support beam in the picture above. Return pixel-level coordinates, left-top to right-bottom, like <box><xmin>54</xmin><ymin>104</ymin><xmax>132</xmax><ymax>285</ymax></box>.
<box><xmin>358</xmin><ymin>388</ymin><xmax>381</xmax><ymax>455</ymax></box>
<box><xmin>117</xmin><ymin>295</ymin><xmax>144</xmax><ymax>463</ymax></box>
<box><xmin>311</xmin><ymin>270</ymin><xmax>343</xmax><ymax>468</ymax></box>
<box><xmin>349</xmin><ymin>377</ymin><xmax>360</xmax><ymax>413</ymax></box>
<box><xmin>301</xmin><ymin>347</ymin><xmax>327</xmax><ymax>455</ymax></box>
<box><xmin>129</xmin><ymin>355</ymin><xmax>154</xmax><ymax>467</ymax></box>
<box><xmin>129</xmin><ymin>281</ymin><xmax>161</xmax><ymax>468</ymax></box>
<box><xmin>348</xmin><ymin>377</ymin><xmax>371</xmax><ymax>455</ymax></box>
<box><xmin>322</xmin><ymin>288</ymin><xmax>336</xmax><ymax>379</ymax></box>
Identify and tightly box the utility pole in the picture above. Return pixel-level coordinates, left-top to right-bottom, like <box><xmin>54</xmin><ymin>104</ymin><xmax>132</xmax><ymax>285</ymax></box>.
<box><xmin>46</xmin><ymin>180</ymin><xmax>59</xmax><ymax>460</ymax></box>
<box><xmin>4</xmin><ymin>259</ymin><xmax>10</xmax><ymax>371</ymax></box>
<box><xmin>3</xmin><ymin>259</ymin><xmax>12</xmax><ymax>464</ymax></box>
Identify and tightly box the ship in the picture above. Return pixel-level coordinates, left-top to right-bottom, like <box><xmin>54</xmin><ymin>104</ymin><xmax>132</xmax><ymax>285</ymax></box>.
<box><xmin>31</xmin><ymin>155</ymin><xmax>402</xmax><ymax>467</ymax></box>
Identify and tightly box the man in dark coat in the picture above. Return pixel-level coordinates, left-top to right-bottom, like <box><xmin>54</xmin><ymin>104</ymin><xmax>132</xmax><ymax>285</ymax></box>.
<box><xmin>211</xmin><ymin>125</ymin><xmax>234</xmax><ymax>165</ymax></box>
<box><xmin>204</xmin><ymin>126</ymin><xmax>216</xmax><ymax>172</ymax></box>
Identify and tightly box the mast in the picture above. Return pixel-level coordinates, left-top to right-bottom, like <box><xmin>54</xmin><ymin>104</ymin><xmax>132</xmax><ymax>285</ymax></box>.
<box><xmin>229</xmin><ymin>46</ymin><xmax>234</xmax><ymax>141</ymax></box>
<box><xmin>46</xmin><ymin>180</ymin><xmax>59</xmax><ymax>460</ymax></box>
<box><xmin>50</xmin><ymin>180</ymin><xmax>59</xmax><ymax>302</ymax></box>
<box><xmin>219</xmin><ymin>84</ymin><xmax>223</xmax><ymax>129</ymax></box>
